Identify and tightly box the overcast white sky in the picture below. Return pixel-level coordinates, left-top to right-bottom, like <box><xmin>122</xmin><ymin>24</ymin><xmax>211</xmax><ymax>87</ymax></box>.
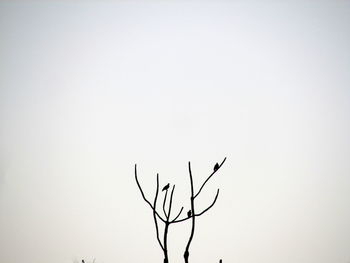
<box><xmin>1</xmin><ymin>1</ymin><xmax>350</xmax><ymax>263</ymax></box>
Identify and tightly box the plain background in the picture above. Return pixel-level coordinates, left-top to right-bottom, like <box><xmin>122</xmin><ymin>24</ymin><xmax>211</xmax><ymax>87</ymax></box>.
<box><xmin>1</xmin><ymin>1</ymin><xmax>350</xmax><ymax>263</ymax></box>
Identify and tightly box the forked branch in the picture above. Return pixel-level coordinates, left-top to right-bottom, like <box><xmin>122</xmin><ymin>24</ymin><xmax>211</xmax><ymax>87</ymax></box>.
<box><xmin>172</xmin><ymin>189</ymin><xmax>220</xmax><ymax>223</ymax></box>
<box><xmin>135</xmin><ymin>165</ymin><xmax>183</xmax><ymax>263</ymax></box>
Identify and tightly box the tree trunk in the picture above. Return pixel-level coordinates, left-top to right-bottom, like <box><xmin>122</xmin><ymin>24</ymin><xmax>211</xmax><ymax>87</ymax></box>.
<box><xmin>163</xmin><ymin>222</ymin><xmax>169</xmax><ymax>263</ymax></box>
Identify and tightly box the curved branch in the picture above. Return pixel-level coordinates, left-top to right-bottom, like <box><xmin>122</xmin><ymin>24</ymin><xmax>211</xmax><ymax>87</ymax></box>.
<box><xmin>171</xmin><ymin>215</ymin><xmax>192</xmax><ymax>224</ymax></box>
<box><xmin>134</xmin><ymin>164</ymin><xmax>166</xmax><ymax>223</ymax></box>
<box><xmin>194</xmin><ymin>157</ymin><xmax>226</xmax><ymax>199</ymax></box>
<box><xmin>153</xmin><ymin>173</ymin><xmax>164</xmax><ymax>250</ymax></box>
<box><xmin>172</xmin><ymin>189</ymin><xmax>220</xmax><ymax>223</ymax></box>
<box><xmin>171</xmin><ymin>207</ymin><xmax>184</xmax><ymax>222</ymax></box>
<box><xmin>167</xmin><ymin>185</ymin><xmax>175</xmax><ymax>220</ymax></box>
<box><xmin>162</xmin><ymin>189</ymin><xmax>169</xmax><ymax>218</ymax></box>
<box><xmin>195</xmin><ymin>189</ymin><xmax>219</xmax><ymax>217</ymax></box>
<box><xmin>134</xmin><ymin>164</ymin><xmax>153</xmax><ymax>207</ymax></box>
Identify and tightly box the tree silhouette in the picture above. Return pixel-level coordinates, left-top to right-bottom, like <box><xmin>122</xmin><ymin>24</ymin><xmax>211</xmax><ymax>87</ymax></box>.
<box><xmin>134</xmin><ymin>157</ymin><xmax>226</xmax><ymax>263</ymax></box>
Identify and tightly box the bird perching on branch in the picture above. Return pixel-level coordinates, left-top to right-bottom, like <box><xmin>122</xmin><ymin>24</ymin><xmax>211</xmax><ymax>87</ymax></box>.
<box><xmin>187</xmin><ymin>210</ymin><xmax>192</xmax><ymax>218</ymax></box>
<box><xmin>213</xmin><ymin>162</ymin><xmax>220</xmax><ymax>172</ymax></box>
<box><xmin>162</xmin><ymin>183</ymin><xmax>170</xmax><ymax>191</ymax></box>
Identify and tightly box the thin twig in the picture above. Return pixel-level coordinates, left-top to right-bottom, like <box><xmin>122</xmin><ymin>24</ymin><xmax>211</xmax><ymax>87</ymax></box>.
<box><xmin>171</xmin><ymin>216</ymin><xmax>192</xmax><ymax>224</ymax></box>
<box><xmin>167</xmin><ymin>185</ymin><xmax>175</xmax><ymax>220</ymax></box>
<box><xmin>163</xmin><ymin>189</ymin><xmax>169</xmax><ymax>218</ymax></box>
<box><xmin>171</xmin><ymin>207</ymin><xmax>184</xmax><ymax>222</ymax></box>
<box><xmin>195</xmin><ymin>189</ymin><xmax>219</xmax><ymax>217</ymax></box>
<box><xmin>194</xmin><ymin>157</ymin><xmax>226</xmax><ymax>199</ymax></box>
<box><xmin>171</xmin><ymin>189</ymin><xmax>218</xmax><ymax>223</ymax></box>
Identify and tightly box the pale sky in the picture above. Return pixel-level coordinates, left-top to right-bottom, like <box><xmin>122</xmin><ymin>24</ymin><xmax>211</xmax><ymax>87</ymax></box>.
<box><xmin>0</xmin><ymin>1</ymin><xmax>350</xmax><ymax>263</ymax></box>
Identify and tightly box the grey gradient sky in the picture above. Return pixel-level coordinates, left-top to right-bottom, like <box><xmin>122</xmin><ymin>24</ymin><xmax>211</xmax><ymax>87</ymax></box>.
<box><xmin>0</xmin><ymin>1</ymin><xmax>350</xmax><ymax>263</ymax></box>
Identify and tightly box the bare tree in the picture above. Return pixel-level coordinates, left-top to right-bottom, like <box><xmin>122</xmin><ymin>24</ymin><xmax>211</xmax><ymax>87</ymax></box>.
<box><xmin>134</xmin><ymin>157</ymin><xmax>226</xmax><ymax>263</ymax></box>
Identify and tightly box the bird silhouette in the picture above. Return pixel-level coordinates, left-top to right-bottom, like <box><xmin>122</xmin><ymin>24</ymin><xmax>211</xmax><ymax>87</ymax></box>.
<box><xmin>214</xmin><ymin>163</ymin><xmax>220</xmax><ymax>172</ymax></box>
<box><xmin>187</xmin><ymin>210</ymin><xmax>192</xmax><ymax>217</ymax></box>
<box><xmin>82</xmin><ymin>260</ymin><xmax>85</xmax><ymax>263</ymax></box>
<box><xmin>162</xmin><ymin>183</ymin><xmax>170</xmax><ymax>191</ymax></box>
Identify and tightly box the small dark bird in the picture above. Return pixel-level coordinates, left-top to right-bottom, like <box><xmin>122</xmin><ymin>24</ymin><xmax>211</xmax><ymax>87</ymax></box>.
<box><xmin>187</xmin><ymin>210</ymin><xmax>192</xmax><ymax>217</ymax></box>
<box><xmin>82</xmin><ymin>260</ymin><xmax>85</xmax><ymax>263</ymax></box>
<box><xmin>214</xmin><ymin>163</ymin><xmax>220</xmax><ymax>172</ymax></box>
<box><xmin>162</xmin><ymin>183</ymin><xmax>170</xmax><ymax>191</ymax></box>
